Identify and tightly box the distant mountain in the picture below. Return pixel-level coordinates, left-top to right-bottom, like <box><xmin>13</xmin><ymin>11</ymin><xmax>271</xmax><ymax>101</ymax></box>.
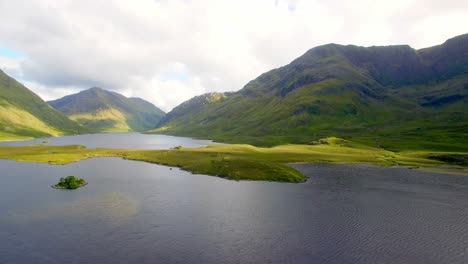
<box><xmin>154</xmin><ymin>34</ymin><xmax>468</xmax><ymax>151</ymax></box>
<box><xmin>0</xmin><ymin>69</ymin><xmax>88</xmax><ymax>140</ymax></box>
<box><xmin>159</xmin><ymin>92</ymin><xmax>227</xmax><ymax>125</ymax></box>
<box><xmin>49</xmin><ymin>87</ymin><xmax>165</xmax><ymax>132</ymax></box>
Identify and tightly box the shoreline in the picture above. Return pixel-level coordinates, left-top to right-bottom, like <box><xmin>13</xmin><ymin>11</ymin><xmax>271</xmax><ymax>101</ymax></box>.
<box><xmin>1</xmin><ymin>143</ymin><xmax>466</xmax><ymax>183</ymax></box>
<box><xmin>289</xmin><ymin>162</ymin><xmax>468</xmax><ymax>176</ymax></box>
<box><xmin>411</xmin><ymin>166</ymin><xmax>468</xmax><ymax>176</ymax></box>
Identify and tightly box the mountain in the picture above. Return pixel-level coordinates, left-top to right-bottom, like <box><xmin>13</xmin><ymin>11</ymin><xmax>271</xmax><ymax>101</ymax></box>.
<box><xmin>154</xmin><ymin>34</ymin><xmax>468</xmax><ymax>151</ymax></box>
<box><xmin>0</xmin><ymin>69</ymin><xmax>88</xmax><ymax>140</ymax></box>
<box><xmin>49</xmin><ymin>87</ymin><xmax>165</xmax><ymax>132</ymax></box>
<box><xmin>159</xmin><ymin>92</ymin><xmax>227</xmax><ymax>125</ymax></box>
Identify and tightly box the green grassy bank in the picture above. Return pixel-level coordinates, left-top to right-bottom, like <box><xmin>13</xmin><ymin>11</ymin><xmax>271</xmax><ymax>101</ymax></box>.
<box><xmin>0</xmin><ymin>138</ymin><xmax>466</xmax><ymax>182</ymax></box>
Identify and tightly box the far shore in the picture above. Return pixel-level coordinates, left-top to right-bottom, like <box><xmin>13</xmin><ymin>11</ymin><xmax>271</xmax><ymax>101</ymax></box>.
<box><xmin>1</xmin><ymin>140</ymin><xmax>467</xmax><ymax>183</ymax></box>
<box><xmin>290</xmin><ymin>162</ymin><xmax>468</xmax><ymax>176</ymax></box>
<box><xmin>412</xmin><ymin>166</ymin><xmax>468</xmax><ymax>176</ymax></box>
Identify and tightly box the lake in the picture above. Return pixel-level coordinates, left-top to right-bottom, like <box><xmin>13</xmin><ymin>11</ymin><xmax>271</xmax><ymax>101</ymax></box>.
<box><xmin>0</xmin><ymin>134</ymin><xmax>467</xmax><ymax>264</ymax></box>
<box><xmin>0</xmin><ymin>133</ymin><xmax>220</xmax><ymax>149</ymax></box>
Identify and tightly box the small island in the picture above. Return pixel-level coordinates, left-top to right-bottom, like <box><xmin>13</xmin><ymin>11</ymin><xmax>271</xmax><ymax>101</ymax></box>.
<box><xmin>52</xmin><ymin>176</ymin><xmax>87</xmax><ymax>189</ymax></box>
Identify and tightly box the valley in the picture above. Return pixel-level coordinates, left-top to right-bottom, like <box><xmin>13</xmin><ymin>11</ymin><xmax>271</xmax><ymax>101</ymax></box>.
<box><xmin>0</xmin><ymin>34</ymin><xmax>467</xmax><ymax>182</ymax></box>
<box><xmin>2</xmin><ymin>3</ymin><xmax>467</xmax><ymax>263</ymax></box>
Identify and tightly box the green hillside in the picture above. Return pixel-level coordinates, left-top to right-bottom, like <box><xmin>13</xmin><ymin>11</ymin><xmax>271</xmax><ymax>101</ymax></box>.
<box><xmin>49</xmin><ymin>87</ymin><xmax>165</xmax><ymax>132</ymax></box>
<box><xmin>153</xmin><ymin>34</ymin><xmax>468</xmax><ymax>151</ymax></box>
<box><xmin>0</xmin><ymin>69</ymin><xmax>88</xmax><ymax>141</ymax></box>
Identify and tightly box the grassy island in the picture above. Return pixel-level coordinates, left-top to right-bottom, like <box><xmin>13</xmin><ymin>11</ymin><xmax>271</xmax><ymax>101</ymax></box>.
<box><xmin>0</xmin><ymin>138</ymin><xmax>466</xmax><ymax>183</ymax></box>
<box><xmin>53</xmin><ymin>175</ymin><xmax>87</xmax><ymax>189</ymax></box>
<box><xmin>0</xmin><ymin>138</ymin><xmax>468</xmax><ymax>182</ymax></box>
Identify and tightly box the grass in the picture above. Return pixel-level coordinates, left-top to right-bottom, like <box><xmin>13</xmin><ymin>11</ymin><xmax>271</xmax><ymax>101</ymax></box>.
<box><xmin>0</xmin><ymin>102</ymin><xmax>64</xmax><ymax>138</ymax></box>
<box><xmin>0</xmin><ymin>131</ymin><xmax>34</xmax><ymax>142</ymax></box>
<box><xmin>68</xmin><ymin>108</ymin><xmax>132</xmax><ymax>132</ymax></box>
<box><xmin>0</xmin><ymin>137</ymin><xmax>465</xmax><ymax>182</ymax></box>
<box><xmin>0</xmin><ymin>145</ymin><xmax>119</xmax><ymax>164</ymax></box>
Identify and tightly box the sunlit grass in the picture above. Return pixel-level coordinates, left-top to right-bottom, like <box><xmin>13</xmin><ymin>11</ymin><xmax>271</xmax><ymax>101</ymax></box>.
<box><xmin>69</xmin><ymin>108</ymin><xmax>131</xmax><ymax>132</ymax></box>
<box><xmin>0</xmin><ymin>132</ymin><xmax>34</xmax><ymax>141</ymax></box>
<box><xmin>0</xmin><ymin>138</ymin><xmax>465</xmax><ymax>182</ymax></box>
<box><xmin>0</xmin><ymin>103</ymin><xmax>63</xmax><ymax>137</ymax></box>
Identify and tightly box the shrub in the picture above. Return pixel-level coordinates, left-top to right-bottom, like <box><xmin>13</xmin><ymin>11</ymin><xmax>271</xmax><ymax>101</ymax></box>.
<box><xmin>55</xmin><ymin>176</ymin><xmax>86</xmax><ymax>189</ymax></box>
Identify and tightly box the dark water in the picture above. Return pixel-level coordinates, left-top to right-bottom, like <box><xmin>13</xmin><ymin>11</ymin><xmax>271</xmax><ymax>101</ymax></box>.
<box><xmin>1</xmin><ymin>158</ymin><xmax>467</xmax><ymax>264</ymax></box>
<box><xmin>0</xmin><ymin>133</ymin><xmax>220</xmax><ymax>149</ymax></box>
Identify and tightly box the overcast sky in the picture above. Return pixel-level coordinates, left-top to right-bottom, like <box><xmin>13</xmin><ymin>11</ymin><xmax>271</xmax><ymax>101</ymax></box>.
<box><xmin>0</xmin><ymin>0</ymin><xmax>466</xmax><ymax>111</ymax></box>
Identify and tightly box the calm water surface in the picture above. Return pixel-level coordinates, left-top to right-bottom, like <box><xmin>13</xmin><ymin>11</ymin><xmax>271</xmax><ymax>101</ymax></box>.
<box><xmin>0</xmin><ymin>133</ymin><xmax>220</xmax><ymax>149</ymax></box>
<box><xmin>0</xmin><ymin>135</ymin><xmax>467</xmax><ymax>264</ymax></box>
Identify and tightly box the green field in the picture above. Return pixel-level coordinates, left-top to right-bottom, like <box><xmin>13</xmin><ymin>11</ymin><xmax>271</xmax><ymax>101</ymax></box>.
<box><xmin>0</xmin><ymin>137</ymin><xmax>465</xmax><ymax>182</ymax></box>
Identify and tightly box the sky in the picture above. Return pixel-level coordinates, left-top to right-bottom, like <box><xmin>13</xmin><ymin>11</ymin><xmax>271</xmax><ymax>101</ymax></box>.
<box><xmin>0</xmin><ymin>0</ymin><xmax>467</xmax><ymax>112</ymax></box>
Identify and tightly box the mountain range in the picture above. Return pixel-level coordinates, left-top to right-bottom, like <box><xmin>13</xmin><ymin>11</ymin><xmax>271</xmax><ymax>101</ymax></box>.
<box><xmin>153</xmin><ymin>33</ymin><xmax>468</xmax><ymax>151</ymax></box>
<box><xmin>0</xmin><ymin>70</ymin><xmax>165</xmax><ymax>138</ymax></box>
<box><xmin>0</xmin><ymin>33</ymin><xmax>466</xmax><ymax>151</ymax></box>
<box><xmin>48</xmin><ymin>87</ymin><xmax>165</xmax><ymax>132</ymax></box>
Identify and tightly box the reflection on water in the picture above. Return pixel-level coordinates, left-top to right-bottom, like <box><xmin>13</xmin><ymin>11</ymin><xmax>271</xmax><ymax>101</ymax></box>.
<box><xmin>5</xmin><ymin>192</ymin><xmax>139</xmax><ymax>225</ymax></box>
<box><xmin>71</xmin><ymin>192</ymin><xmax>139</xmax><ymax>221</ymax></box>
<box><xmin>0</xmin><ymin>132</ymin><xmax>220</xmax><ymax>149</ymax></box>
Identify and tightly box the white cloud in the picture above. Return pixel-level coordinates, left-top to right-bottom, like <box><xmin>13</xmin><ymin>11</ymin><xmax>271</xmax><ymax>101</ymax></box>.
<box><xmin>0</xmin><ymin>57</ymin><xmax>22</xmax><ymax>76</ymax></box>
<box><xmin>0</xmin><ymin>0</ymin><xmax>466</xmax><ymax>111</ymax></box>
<box><xmin>21</xmin><ymin>81</ymin><xmax>83</xmax><ymax>102</ymax></box>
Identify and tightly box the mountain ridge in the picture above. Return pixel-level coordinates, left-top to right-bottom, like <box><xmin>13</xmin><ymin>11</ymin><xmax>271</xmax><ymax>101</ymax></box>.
<box><xmin>153</xmin><ymin>33</ymin><xmax>468</xmax><ymax>151</ymax></box>
<box><xmin>49</xmin><ymin>87</ymin><xmax>165</xmax><ymax>132</ymax></box>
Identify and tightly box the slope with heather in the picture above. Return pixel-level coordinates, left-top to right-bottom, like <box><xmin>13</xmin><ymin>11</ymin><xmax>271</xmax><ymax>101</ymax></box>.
<box><xmin>154</xmin><ymin>34</ymin><xmax>468</xmax><ymax>151</ymax></box>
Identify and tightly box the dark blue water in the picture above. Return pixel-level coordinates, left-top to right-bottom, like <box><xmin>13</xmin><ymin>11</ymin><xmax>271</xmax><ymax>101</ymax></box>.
<box><xmin>0</xmin><ymin>133</ymin><xmax>220</xmax><ymax>149</ymax></box>
<box><xmin>1</xmin><ymin>157</ymin><xmax>467</xmax><ymax>263</ymax></box>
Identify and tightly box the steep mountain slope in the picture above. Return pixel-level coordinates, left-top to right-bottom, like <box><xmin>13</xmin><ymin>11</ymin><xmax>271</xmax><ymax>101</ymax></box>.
<box><xmin>154</xmin><ymin>34</ymin><xmax>468</xmax><ymax>151</ymax></box>
<box><xmin>49</xmin><ymin>87</ymin><xmax>165</xmax><ymax>132</ymax></box>
<box><xmin>0</xmin><ymin>69</ymin><xmax>88</xmax><ymax>140</ymax></box>
<box><xmin>159</xmin><ymin>92</ymin><xmax>227</xmax><ymax>125</ymax></box>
